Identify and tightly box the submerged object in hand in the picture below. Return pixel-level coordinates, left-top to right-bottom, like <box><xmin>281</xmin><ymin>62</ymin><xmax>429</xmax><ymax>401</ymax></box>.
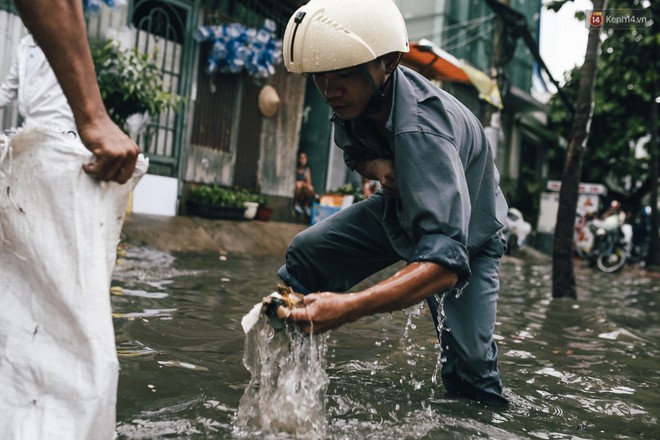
<box><xmin>241</xmin><ymin>285</ymin><xmax>304</xmax><ymax>333</ymax></box>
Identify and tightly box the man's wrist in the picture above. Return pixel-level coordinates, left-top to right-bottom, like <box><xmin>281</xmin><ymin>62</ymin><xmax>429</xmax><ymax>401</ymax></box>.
<box><xmin>342</xmin><ymin>292</ymin><xmax>370</xmax><ymax>324</ymax></box>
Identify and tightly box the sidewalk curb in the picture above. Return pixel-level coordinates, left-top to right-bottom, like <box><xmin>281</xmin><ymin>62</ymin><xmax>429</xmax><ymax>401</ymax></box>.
<box><xmin>121</xmin><ymin>213</ymin><xmax>307</xmax><ymax>255</ymax></box>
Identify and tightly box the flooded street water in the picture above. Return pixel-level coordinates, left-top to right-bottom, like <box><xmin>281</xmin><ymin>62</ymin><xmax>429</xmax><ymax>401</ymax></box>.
<box><xmin>111</xmin><ymin>246</ymin><xmax>659</xmax><ymax>439</ymax></box>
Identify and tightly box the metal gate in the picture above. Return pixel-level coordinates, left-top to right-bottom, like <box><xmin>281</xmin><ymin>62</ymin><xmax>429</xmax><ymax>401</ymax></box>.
<box><xmin>129</xmin><ymin>0</ymin><xmax>196</xmax><ymax>178</ymax></box>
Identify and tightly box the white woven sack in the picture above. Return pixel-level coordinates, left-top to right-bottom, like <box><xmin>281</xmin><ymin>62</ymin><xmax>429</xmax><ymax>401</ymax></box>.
<box><xmin>0</xmin><ymin>126</ymin><xmax>148</xmax><ymax>440</ymax></box>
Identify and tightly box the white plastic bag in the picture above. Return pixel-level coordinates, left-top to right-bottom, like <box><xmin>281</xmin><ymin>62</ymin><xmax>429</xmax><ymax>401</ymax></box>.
<box><xmin>0</xmin><ymin>127</ymin><xmax>148</xmax><ymax>439</ymax></box>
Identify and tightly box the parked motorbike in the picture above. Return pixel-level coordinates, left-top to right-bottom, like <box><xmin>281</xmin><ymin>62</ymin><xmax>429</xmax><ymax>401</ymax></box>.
<box><xmin>586</xmin><ymin>214</ymin><xmax>628</xmax><ymax>273</ymax></box>
<box><xmin>502</xmin><ymin>208</ymin><xmax>532</xmax><ymax>254</ymax></box>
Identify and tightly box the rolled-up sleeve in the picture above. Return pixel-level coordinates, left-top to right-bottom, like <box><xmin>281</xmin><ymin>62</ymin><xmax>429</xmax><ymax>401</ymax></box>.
<box><xmin>395</xmin><ymin>131</ymin><xmax>471</xmax><ymax>278</ymax></box>
<box><xmin>414</xmin><ymin>233</ymin><xmax>470</xmax><ymax>278</ymax></box>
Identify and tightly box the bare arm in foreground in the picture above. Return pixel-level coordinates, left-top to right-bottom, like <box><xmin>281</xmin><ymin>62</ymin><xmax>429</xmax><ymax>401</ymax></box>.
<box><xmin>288</xmin><ymin>261</ymin><xmax>458</xmax><ymax>334</ymax></box>
<box><xmin>14</xmin><ymin>0</ymin><xmax>138</xmax><ymax>184</ymax></box>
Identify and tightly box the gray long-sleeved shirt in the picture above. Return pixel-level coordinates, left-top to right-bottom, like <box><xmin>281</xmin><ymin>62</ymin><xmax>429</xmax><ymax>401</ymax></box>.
<box><xmin>332</xmin><ymin>66</ymin><xmax>508</xmax><ymax>278</ymax></box>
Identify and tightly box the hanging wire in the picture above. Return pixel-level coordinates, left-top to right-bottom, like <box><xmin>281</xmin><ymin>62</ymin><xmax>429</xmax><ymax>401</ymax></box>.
<box><xmin>406</xmin><ymin>12</ymin><xmax>494</xmax><ymax>30</ymax></box>
<box><xmin>407</xmin><ymin>14</ymin><xmax>495</xmax><ymax>42</ymax></box>
<box><xmin>440</xmin><ymin>20</ymin><xmax>494</xmax><ymax>48</ymax></box>
<box><xmin>443</xmin><ymin>22</ymin><xmax>497</xmax><ymax>53</ymax></box>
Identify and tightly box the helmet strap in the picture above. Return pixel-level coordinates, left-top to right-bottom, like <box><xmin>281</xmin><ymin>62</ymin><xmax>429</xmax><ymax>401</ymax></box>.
<box><xmin>359</xmin><ymin>64</ymin><xmax>386</xmax><ymax>115</ymax></box>
<box><xmin>359</xmin><ymin>55</ymin><xmax>401</xmax><ymax>115</ymax></box>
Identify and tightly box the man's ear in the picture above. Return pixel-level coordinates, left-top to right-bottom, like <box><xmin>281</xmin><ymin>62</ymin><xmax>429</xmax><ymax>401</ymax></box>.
<box><xmin>382</xmin><ymin>52</ymin><xmax>403</xmax><ymax>74</ymax></box>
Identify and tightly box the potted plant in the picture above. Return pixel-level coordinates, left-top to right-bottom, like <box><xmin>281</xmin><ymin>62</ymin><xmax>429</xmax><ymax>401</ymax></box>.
<box><xmin>240</xmin><ymin>190</ymin><xmax>263</xmax><ymax>220</ymax></box>
<box><xmin>254</xmin><ymin>194</ymin><xmax>274</xmax><ymax>222</ymax></box>
<box><xmin>187</xmin><ymin>185</ymin><xmax>249</xmax><ymax>220</ymax></box>
<box><xmin>333</xmin><ymin>183</ymin><xmax>365</xmax><ymax>203</ymax></box>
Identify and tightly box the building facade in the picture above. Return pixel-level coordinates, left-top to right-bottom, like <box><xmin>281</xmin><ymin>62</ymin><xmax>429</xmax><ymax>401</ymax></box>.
<box><xmin>0</xmin><ymin>0</ymin><xmax>555</xmax><ymax>225</ymax></box>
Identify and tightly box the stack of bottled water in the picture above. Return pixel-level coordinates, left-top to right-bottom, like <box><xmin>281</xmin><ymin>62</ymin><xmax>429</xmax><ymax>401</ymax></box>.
<box><xmin>83</xmin><ymin>0</ymin><xmax>125</xmax><ymax>14</ymax></box>
<box><xmin>193</xmin><ymin>19</ymin><xmax>283</xmax><ymax>80</ymax></box>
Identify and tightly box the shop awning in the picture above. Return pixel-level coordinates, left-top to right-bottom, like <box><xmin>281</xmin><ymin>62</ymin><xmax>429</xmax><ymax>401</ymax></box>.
<box><xmin>402</xmin><ymin>39</ymin><xmax>503</xmax><ymax>110</ymax></box>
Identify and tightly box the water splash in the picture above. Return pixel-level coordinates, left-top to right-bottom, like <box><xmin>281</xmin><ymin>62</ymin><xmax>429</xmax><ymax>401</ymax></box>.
<box><xmin>430</xmin><ymin>291</ymin><xmax>449</xmax><ymax>386</ymax></box>
<box><xmin>402</xmin><ymin>303</ymin><xmax>424</xmax><ymax>366</ymax></box>
<box><xmin>233</xmin><ymin>319</ymin><xmax>330</xmax><ymax>439</ymax></box>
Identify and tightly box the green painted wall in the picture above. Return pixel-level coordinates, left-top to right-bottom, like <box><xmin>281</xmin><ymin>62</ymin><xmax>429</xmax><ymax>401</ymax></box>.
<box><xmin>298</xmin><ymin>77</ymin><xmax>332</xmax><ymax>195</ymax></box>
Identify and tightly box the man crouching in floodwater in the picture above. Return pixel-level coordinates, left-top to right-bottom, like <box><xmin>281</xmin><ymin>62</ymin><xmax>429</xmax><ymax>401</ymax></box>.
<box><xmin>276</xmin><ymin>0</ymin><xmax>510</xmax><ymax>406</ymax></box>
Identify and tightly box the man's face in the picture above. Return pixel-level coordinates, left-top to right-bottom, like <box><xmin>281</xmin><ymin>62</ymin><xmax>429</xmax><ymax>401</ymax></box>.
<box><xmin>312</xmin><ymin>60</ymin><xmax>385</xmax><ymax>120</ymax></box>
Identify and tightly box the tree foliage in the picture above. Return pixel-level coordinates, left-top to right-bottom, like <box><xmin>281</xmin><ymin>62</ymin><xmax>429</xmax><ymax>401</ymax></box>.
<box><xmin>90</xmin><ymin>40</ymin><xmax>181</xmax><ymax>130</ymax></box>
<box><xmin>548</xmin><ymin>0</ymin><xmax>658</xmax><ymax>205</ymax></box>
<box><xmin>548</xmin><ymin>0</ymin><xmax>659</xmax><ymax>268</ymax></box>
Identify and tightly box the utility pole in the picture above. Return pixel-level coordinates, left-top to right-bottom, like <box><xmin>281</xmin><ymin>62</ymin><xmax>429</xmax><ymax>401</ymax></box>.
<box><xmin>482</xmin><ymin>0</ymin><xmax>509</xmax><ymax>162</ymax></box>
<box><xmin>484</xmin><ymin>0</ymin><xmax>509</xmax><ymax>127</ymax></box>
<box><xmin>484</xmin><ymin>0</ymin><xmax>574</xmax><ymax>115</ymax></box>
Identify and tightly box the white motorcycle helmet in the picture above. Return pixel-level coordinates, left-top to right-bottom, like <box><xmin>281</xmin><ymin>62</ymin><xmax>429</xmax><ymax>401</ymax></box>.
<box><xmin>283</xmin><ymin>0</ymin><xmax>410</xmax><ymax>74</ymax></box>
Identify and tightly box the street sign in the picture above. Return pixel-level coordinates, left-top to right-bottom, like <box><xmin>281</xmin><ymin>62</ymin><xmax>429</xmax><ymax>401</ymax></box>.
<box><xmin>546</xmin><ymin>180</ymin><xmax>608</xmax><ymax>195</ymax></box>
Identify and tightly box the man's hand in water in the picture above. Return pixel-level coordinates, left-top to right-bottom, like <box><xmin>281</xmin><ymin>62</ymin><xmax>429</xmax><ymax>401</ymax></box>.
<box><xmin>80</xmin><ymin>115</ymin><xmax>139</xmax><ymax>184</ymax></box>
<box><xmin>287</xmin><ymin>292</ymin><xmax>359</xmax><ymax>334</ymax></box>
